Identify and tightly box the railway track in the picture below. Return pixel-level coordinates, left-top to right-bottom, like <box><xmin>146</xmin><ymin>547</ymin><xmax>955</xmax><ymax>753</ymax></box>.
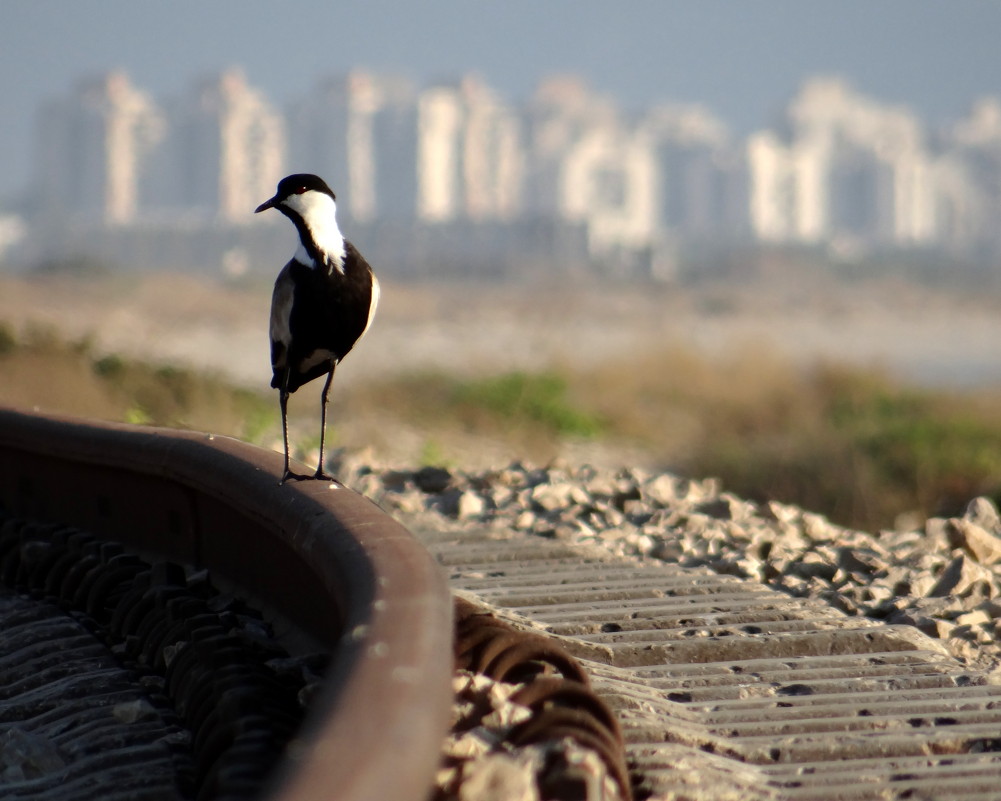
<box><xmin>0</xmin><ymin>408</ymin><xmax>453</xmax><ymax>801</ymax></box>
<box><xmin>4</xmin><ymin>408</ymin><xmax>1001</xmax><ymax>800</ymax></box>
<box><xmin>408</xmin><ymin>515</ymin><xmax>1001</xmax><ymax>800</ymax></box>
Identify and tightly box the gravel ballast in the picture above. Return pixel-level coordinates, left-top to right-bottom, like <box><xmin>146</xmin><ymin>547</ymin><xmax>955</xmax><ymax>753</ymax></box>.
<box><xmin>331</xmin><ymin>454</ymin><xmax>1001</xmax><ymax>674</ymax></box>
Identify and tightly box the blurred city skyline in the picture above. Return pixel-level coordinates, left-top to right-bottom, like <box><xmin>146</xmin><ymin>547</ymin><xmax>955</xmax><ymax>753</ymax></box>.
<box><xmin>9</xmin><ymin>63</ymin><xmax>1001</xmax><ymax>282</ymax></box>
<box><xmin>3</xmin><ymin>1</ymin><xmax>1000</xmax><ymax>201</ymax></box>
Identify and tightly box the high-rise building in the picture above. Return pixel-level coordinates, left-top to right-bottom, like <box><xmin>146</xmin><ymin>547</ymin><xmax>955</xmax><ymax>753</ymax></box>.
<box><xmin>558</xmin><ymin>120</ymin><xmax>658</xmax><ymax>254</ymax></box>
<box><xmin>523</xmin><ymin>76</ymin><xmax>618</xmax><ymax>220</ymax></box>
<box><xmin>747</xmin><ymin>130</ymin><xmax>798</xmax><ymax>242</ymax></box>
<box><xmin>416</xmin><ymin>75</ymin><xmax>523</xmax><ymax>223</ymax></box>
<box><xmin>35</xmin><ymin>71</ymin><xmax>165</xmax><ymax>224</ymax></box>
<box><xmin>642</xmin><ymin>104</ymin><xmax>747</xmax><ymax>239</ymax></box>
<box><xmin>287</xmin><ymin>71</ymin><xmax>419</xmax><ymax>223</ymax></box>
<box><xmin>524</xmin><ymin>77</ymin><xmax>659</xmax><ymax>255</ymax></box>
<box><xmin>747</xmin><ymin>78</ymin><xmax>935</xmax><ymax>251</ymax></box>
<box><xmin>943</xmin><ymin>98</ymin><xmax>1001</xmax><ymax>255</ymax></box>
<box><xmin>159</xmin><ymin>68</ymin><xmax>285</xmax><ymax>223</ymax></box>
<box><xmin>23</xmin><ymin>68</ymin><xmax>1001</xmax><ymax>275</ymax></box>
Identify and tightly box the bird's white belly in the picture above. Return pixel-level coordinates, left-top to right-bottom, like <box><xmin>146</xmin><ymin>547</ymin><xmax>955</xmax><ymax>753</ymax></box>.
<box><xmin>299</xmin><ymin>348</ymin><xmax>337</xmax><ymax>373</ymax></box>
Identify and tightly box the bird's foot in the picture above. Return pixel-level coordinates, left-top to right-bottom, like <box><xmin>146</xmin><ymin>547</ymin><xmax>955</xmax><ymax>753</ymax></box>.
<box><xmin>313</xmin><ymin>468</ymin><xmax>342</xmax><ymax>485</ymax></box>
<box><xmin>279</xmin><ymin>469</ymin><xmax>314</xmax><ymax>485</ymax></box>
<box><xmin>278</xmin><ymin>468</ymin><xmax>342</xmax><ymax>486</ymax></box>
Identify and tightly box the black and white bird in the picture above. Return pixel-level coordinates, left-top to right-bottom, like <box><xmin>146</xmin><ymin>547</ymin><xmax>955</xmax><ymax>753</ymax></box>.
<box><xmin>255</xmin><ymin>173</ymin><xmax>379</xmax><ymax>484</ymax></box>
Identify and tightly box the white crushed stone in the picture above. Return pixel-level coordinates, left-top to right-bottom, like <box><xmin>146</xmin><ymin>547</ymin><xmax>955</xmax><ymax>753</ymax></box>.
<box><xmin>332</xmin><ymin>453</ymin><xmax>1001</xmax><ymax>673</ymax></box>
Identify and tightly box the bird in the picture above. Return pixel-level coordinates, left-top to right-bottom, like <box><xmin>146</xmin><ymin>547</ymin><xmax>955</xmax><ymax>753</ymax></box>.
<box><xmin>255</xmin><ymin>173</ymin><xmax>379</xmax><ymax>484</ymax></box>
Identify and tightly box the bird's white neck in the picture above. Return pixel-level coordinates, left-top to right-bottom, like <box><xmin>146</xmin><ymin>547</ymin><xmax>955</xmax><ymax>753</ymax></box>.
<box><xmin>284</xmin><ymin>190</ymin><xmax>346</xmax><ymax>274</ymax></box>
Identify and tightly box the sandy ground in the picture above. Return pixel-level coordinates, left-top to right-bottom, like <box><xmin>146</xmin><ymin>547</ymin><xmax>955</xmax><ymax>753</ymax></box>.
<box><xmin>2</xmin><ymin>271</ymin><xmax>1000</xmax><ymax>392</ymax></box>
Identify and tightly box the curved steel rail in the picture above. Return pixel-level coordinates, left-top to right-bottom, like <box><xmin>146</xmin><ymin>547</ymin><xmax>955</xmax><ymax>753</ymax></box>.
<box><xmin>0</xmin><ymin>406</ymin><xmax>454</xmax><ymax>801</ymax></box>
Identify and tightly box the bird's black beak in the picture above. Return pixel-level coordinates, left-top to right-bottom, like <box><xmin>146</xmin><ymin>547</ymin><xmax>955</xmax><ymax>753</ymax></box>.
<box><xmin>255</xmin><ymin>196</ymin><xmax>278</xmax><ymax>213</ymax></box>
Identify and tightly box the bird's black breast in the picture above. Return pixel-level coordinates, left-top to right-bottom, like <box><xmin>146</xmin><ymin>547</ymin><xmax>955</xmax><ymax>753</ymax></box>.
<box><xmin>272</xmin><ymin>242</ymin><xmax>375</xmax><ymax>392</ymax></box>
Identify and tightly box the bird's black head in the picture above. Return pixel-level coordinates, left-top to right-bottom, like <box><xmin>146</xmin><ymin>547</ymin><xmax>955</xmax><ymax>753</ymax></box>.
<box><xmin>255</xmin><ymin>174</ymin><xmax>336</xmax><ymax>213</ymax></box>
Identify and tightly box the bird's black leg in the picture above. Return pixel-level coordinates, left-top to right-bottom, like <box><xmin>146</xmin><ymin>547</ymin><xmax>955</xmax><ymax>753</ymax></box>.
<box><xmin>279</xmin><ymin>388</ymin><xmax>294</xmax><ymax>484</ymax></box>
<box><xmin>314</xmin><ymin>367</ymin><xmax>336</xmax><ymax>481</ymax></box>
<box><xmin>278</xmin><ymin>379</ymin><xmax>309</xmax><ymax>485</ymax></box>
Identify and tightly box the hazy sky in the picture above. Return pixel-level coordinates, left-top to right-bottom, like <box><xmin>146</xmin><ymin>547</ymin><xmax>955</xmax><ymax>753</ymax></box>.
<box><xmin>2</xmin><ymin>1</ymin><xmax>999</xmax><ymax>201</ymax></box>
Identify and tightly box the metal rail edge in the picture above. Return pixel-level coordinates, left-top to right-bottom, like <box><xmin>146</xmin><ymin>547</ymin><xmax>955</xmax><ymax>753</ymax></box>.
<box><xmin>0</xmin><ymin>406</ymin><xmax>454</xmax><ymax>801</ymax></box>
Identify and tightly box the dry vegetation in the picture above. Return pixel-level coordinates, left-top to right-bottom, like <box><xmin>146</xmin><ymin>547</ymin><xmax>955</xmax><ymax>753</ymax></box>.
<box><xmin>342</xmin><ymin>347</ymin><xmax>1001</xmax><ymax>530</ymax></box>
<box><xmin>3</xmin><ymin>272</ymin><xmax>1001</xmax><ymax>533</ymax></box>
<box><xmin>0</xmin><ymin>323</ymin><xmax>271</xmax><ymax>440</ymax></box>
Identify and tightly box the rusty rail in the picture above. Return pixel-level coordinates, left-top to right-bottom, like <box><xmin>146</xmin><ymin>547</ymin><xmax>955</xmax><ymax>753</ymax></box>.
<box><xmin>0</xmin><ymin>407</ymin><xmax>454</xmax><ymax>801</ymax></box>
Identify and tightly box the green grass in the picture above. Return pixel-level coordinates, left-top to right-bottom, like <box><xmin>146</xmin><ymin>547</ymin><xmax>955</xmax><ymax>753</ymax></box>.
<box><xmin>821</xmin><ymin>369</ymin><xmax>1001</xmax><ymax>521</ymax></box>
<box><xmin>454</xmin><ymin>371</ymin><xmax>606</xmax><ymax>438</ymax></box>
<box><xmin>352</xmin><ymin>368</ymin><xmax>606</xmax><ymax>449</ymax></box>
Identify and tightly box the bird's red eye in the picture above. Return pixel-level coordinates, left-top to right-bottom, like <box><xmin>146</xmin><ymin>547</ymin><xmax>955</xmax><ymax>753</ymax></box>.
<box><xmin>294</xmin><ymin>186</ymin><xmax>307</xmax><ymax>194</ymax></box>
